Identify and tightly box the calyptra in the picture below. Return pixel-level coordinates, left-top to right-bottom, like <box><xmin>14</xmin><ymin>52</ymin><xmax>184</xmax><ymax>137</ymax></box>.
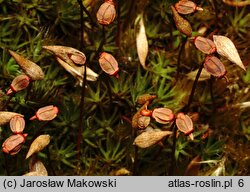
<box><xmin>213</xmin><ymin>35</ymin><xmax>246</xmax><ymax>71</ymax></box>
<box><xmin>8</xmin><ymin>50</ymin><xmax>44</xmax><ymax>81</ymax></box>
<box><xmin>133</xmin><ymin>130</ymin><xmax>172</xmax><ymax>148</ymax></box>
<box><xmin>136</xmin><ymin>15</ymin><xmax>148</xmax><ymax>69</ymax></box>
<box><xmin>43</xmin><ymin>45</ymin><xmax>98</xmax><ymax>86</ymax></box>
<box><xmin>171</xmin><ymin>5</ymin><xmax>192</xmax><ymax>37</ymax></box>
<box><xmin>26</xmin><ymin>134</ymin><xmax>50</xmax><ymax>159</ymax></box>
<box><xmin>28</xmin><ymin>157</ymin><xmax>48</xmax><ymax>176</ymax></box>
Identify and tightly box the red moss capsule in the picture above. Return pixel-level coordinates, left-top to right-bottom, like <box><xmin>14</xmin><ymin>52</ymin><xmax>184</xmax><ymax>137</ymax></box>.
<box><xmin>10</xmin><ymin>115</ymin><xmax>25</xmax><ymax>134</ymax></box>
<box><xmin>6</xmin><ymin>74</ymin><xmax>30</xmax><ymax>95</ymax></box>
<box><xmin>204</xmin><ymin>56</ymin><xmax>227</xmax><ymax>78</ymax></box>
<box><xmin>99</xmin><ymin>52</ymin><xmax>120</xmax><ymax>77</ymax></box>
<box><xmin>152</xmin><ymin>108</ymin><xmax>175</xmax><ymax>124</ymax></box>
<box><xmin>175</xmin><ymin>0</ymin><xmax>203</xmax><ymax>15</ymax></box>
<box><xmin>176</xmin><ymin>113</ymin><xmax>194</xmax><ymax>140</ymax></box>
<box><xmin>30</xmin><ymin>105</ymin><xmax>59</xmax><ymax>121</ymax></box>
<box><xmin>2</xmin><ymin>133</ymin><xmax>28</xmax><ymax>155</ymax></box>
<box><xmin>194</xmin><ymin>36</ymin><xmax>216</xmax><ymax>55</ymax></box>
<box><xmin>96</xmin><ymin>0</ymin><xmax>116</xmax><ymax>25</ymax></box>
<box><xmin>140</xmin><ymin>109</ymin><xmax>152</xmax><ymax>117</ymax></box>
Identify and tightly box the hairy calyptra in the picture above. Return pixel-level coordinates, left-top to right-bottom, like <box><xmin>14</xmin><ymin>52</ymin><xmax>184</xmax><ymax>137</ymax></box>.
<box><xmin>26</xmin><ymin>134</ymin><xmax>50</xmax><ymax>159</ymax></box>
<box><xmin>133</xmin><ymin>130</ymin><xmax>172</xmax><ymax>148</ymax></box>
<box><xmin>213</xmin><ymin>35</ymin><xmax>246</xmax><ymax>71</ymax></box>
<box><xmin>171</xmin><ymin>5</ymin><xmax>192</xmax><ymax>36</ymax></box>
<box><xmin>43</xmin><ymin>45</ymin><xmax>98</xmax><ymax>86</ymax></box>
<box><xmin>8</xmin><ymin>50</ymin><xmax>44</xmax><ymax>80</ymax></box>
<box><xmin>136</xmin><ymin>15</ymin><xmax>148</xmax><ymax>69</ymax></box>
<box><xmin>28</xmin><ymin>157</ymin><xmax>48</xmax><ymax>176</ymax></box>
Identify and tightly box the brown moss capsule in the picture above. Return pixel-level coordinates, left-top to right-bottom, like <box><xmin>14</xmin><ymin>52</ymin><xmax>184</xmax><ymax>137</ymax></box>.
<box><xmin>194</xmin><ymin>36</ymin><xmax>216</xmax><ymax>55</ymax></box>
<box><xmin>2</xmin><ymin>133</ymin><xmax>27</xmax><ymax>155</ymax></box>
<box><xmin>10</xmin><ymin>115</ymin><xmax>25</xmax><ymax>134</ymax></box>
<box><xmin>43</xmin><ymin>45</ymin><xmax>86</xmax><ymax>66</ymax></box>
<box><xmin>204</xmin><ymin>56</ymin><xmax>227</xmax><ymax>78</ymax></box>
<box><xmin>171</xmin><ymin>5</ymin><xmax>192</xmax><ymax>37</ymax></box>
<box><xmin>176</xmin><ymin>113</ymin><xmax>194</xmax><ymax>140</ymax></box>
<box><xmin>175</xmin><ymin>0</ymin><xmax>203</xmax><ymax>15</ymax></box>
<box><xmin>8</xmin><ymin>50</ymin><xmax>44</xmax><ymax>80</ymax></box>
<box><xmin>99</xmin><ymin>52</ymin><xmax>120</xmax><ymax>77</ymax></box>
<box><xmin>152</xmin><ymin>108</ymin><xmax>175</xmax><ymax>124</ymax></box>
<box><xmin>30</xmin><ymin>105</ymin><xmax>59</xmax><ymax>121</ymax></box>
<box><xmin>6</xmin><ymin>74</ymin><xmax>30</xmax><ymax>95</ymax></box>
<box><xmin>96</xmin><ymin>0</ymin><xmax>116</xmax><ymax>25</ymax></box>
